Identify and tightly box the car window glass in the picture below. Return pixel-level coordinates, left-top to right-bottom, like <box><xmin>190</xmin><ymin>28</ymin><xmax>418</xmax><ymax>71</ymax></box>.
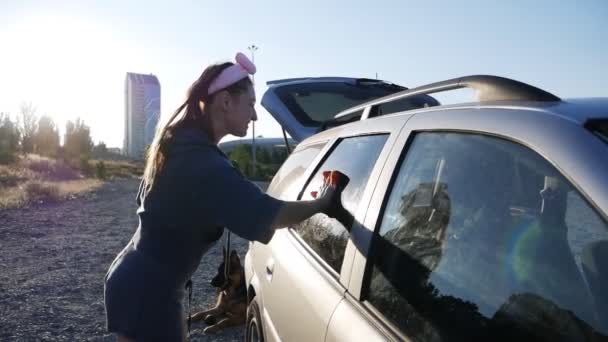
<box><xmin>269</xmin><ymin>143</ymin><xmax>325</xmax><ymax>200</ymax></box>
<box><xmin>365</xmin><ymin>132</ymin><xmax>608</xmax><ymax>341</ymax></box>
<box><xmin>294</xmin><ymin>134</ymin><xmax>388</xmax><ymax>273</ymax></box>
<box><xmin>371</xmin><ymin>96</ymin><xmax>436</xmax><ymax>117</ymax></box>
<box><xmin>276</xmin><ymin>82</ymin><xmax>436</xmax><ymax>125</ymax></box>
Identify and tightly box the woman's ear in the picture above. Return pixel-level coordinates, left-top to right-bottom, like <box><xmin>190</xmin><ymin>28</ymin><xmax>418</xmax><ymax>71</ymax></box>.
<box><xmin>215</xmin><ymin>90</ymin><xmax>232</xmax><ymax>112</ymax></box>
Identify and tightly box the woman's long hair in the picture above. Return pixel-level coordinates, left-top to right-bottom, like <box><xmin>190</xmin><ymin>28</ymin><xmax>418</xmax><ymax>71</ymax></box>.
<box><xmin>142</xmin><ymin>62</ymin><xmax>253</xmax><ymax>192</ymax></box>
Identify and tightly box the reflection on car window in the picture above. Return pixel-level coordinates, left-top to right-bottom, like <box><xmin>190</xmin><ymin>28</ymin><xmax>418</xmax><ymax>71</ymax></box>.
<box><xmin>269</xmin><ymin>143</ymin><xmax>325</xmax><ymax>200</ymax></box>
<box><xmin>365</xmin><ymin>132</ymin><xmax>608</xmax><ymax>341</ymax></box>
<box><xmin>294</xmin><ymin>134</ymin><xmax>388</xmax><ymax>273</ymax></box>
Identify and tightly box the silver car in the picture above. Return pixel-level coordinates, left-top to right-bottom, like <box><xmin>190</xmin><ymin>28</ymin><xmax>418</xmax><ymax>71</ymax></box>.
<box><xmin>244</xmin><ymin>75</ymin><xmax>608</xmax><ymax>342</ymax></box>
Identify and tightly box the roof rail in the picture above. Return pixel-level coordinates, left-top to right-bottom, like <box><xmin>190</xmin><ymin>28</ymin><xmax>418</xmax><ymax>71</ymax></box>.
<box><xmin>332</xmin><ymin>75</ymin><xmax>561</xmax><ymax>121</ymax></box>
<box><xmin>266</xmin><ymin>77</ymin><xmax>400</xmax><ymax>87</ymax></box>
<box><xmin>427</xmin><ymin>75</ymin><xmax>561</xmax><ymax>102</ymax></box>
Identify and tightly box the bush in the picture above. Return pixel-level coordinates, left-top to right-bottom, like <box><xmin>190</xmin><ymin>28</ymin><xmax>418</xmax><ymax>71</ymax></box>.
<box><xmin>0</xmin><ymin>151</ymin><xmax>16</xmax><ymax>164</ymax></box>
<box><xmin>79</xmin><ymin>156</ymin><xmax>92</xmax><ymax>176</ymax></box>
<box><xmin>90</xmin><ymin>159</ymin><xmax>143</xmax><ymax>179</ymax></box>
<box><xmin>0</xmin><ymin>165</ymin><xmax>27</xmax><ymax>187</ymax></box>
<box><xmin>95</xmin><ymin>161</ymin><xmax>107</xmax><ymax>179</ymax></box>
<box><xmin>24</xmin><ymin>155</ymin><xmax>80</xmax><ymax>181</ymax></box>
<box><xmin>25</xmin><ymin>181</ymin><xmax>60</xmax><ymax>201</ymax></box>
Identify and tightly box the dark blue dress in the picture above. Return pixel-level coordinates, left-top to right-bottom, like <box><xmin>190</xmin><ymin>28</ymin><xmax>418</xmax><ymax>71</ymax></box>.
<box><xmin>104</xmin><ymin>127</ymin><xmax>282</xmax><ymax>341</ymax></box>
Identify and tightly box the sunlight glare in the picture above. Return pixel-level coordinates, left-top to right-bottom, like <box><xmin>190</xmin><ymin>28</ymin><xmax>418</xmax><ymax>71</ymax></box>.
<box><xmin>1</xmin><ymin>13</ymin><xmax>135</xmax><ymax>146</ymax></box>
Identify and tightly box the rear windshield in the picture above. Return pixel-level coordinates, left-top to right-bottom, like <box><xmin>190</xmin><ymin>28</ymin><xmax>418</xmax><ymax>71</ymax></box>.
<box><xmin>275</xmin><ymin>82</ymin><xmax>437</xmax><ymax>125</ymax></box>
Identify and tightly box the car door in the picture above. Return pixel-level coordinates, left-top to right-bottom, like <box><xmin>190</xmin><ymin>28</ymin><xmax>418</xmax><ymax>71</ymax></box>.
<box><xmin>252</xmin><ymin>78</ymin><xmax>437</xmax><ymax>341</ymax></box>
<box><xmin>250</xmin><ymin>113</ymin><xmax>409</xmax><ymax>341</ymax></box>
<box><xmin>254</xmin><ymin>135</ymin><xmax>394</xmax><ymax>341</ymax></box>
<box><xmin>323</xmin><ymin>115</ymin><xmax>415</xmax><ymax>342</ymax></box>
<box><xmin>328</xmin><ymin>107</ymin><xmax>608</xmax><ymax>341</ymax></box>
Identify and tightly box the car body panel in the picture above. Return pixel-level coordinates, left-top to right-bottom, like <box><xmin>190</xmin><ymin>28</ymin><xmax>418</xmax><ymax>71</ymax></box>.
<box><xmin>248</xmin><ymin>228</ymin><xmax>345</xmax><ymax>342</ymax></box>
<box><xmin>326</xmin><ymin>294</ymin><xmax>407</xmax><ymax>342</ymax></box>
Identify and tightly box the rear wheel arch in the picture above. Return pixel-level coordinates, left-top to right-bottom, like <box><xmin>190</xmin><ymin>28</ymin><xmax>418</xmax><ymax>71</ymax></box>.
<box><xmin>247</xmin><ymin>296</ymin><xmax>265</xmax><ymax>342</ymax></box>
<box><xmin>247</xmin><ymin>285</ymin><xmax>257</xmax><ymax>304</ymax></box>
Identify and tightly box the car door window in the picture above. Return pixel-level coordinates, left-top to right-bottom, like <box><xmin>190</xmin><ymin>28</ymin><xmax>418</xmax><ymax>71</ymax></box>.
<box><xmin>294</xmin><ymin>134</ymin><xmax>388</xmax><ymax>273</ymax></box>
<box><xmin>364</xmin><ymin>132</ymin><xmax>608</xmax><ymax>341</ymax></box>
<box><xmin>268</xmin><ymin>142</ymin><xmax>326</xmax><ymax>200</ymax></box>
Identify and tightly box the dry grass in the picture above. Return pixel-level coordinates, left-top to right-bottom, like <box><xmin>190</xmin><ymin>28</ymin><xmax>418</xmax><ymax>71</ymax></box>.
<box><xmin>0</xmin><ymin>185</ymin><xmax>28</xmax><ymax>208</ymax></box>
<box><xmin>56</xmin><ymin>179</ymin><xmax>103</xmax><ymax>194</ymax></box>
<box><xmin>0</xmin><ymin>179</ymin><xmax>103</xmax><ymax>209</ymax></box>
<box><xmin>91</xmin><ymin>159</ymin><xmax>144</xmax><ymax>179</ymax></box>
<box><xmin>0</xmin><ymin>163</ymin><xmax>36</xmax><ymax>187</ymax></box>
<box><xmin>0</xmin><ymin>154</ymin><xmax>138</xmax><ymax>210</ymax></box>
<box><xmin>23</xmin><ymin>154</ymin><xmax>81</xmax><ymax>181</ymax></box>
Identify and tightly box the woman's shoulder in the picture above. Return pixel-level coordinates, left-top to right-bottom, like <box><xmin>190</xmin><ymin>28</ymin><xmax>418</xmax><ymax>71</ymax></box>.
<box><xmin>167</xmin><ymin>143</ymin><xmax>233</xmax><ymax>175</ymax></box>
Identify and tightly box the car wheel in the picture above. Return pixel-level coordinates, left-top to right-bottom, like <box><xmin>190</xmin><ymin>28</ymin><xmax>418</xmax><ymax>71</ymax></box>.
<box><xmin>246</xmin><ymin>297</ymin><xmax>264</xmax><ymax>342</ymax></box>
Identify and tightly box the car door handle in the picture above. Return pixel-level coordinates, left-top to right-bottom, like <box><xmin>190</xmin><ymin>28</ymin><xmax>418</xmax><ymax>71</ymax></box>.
<box><xmin>265</xmin><ymin>259</ymin><xmax>275</xmax><ymax>275</ymax></box>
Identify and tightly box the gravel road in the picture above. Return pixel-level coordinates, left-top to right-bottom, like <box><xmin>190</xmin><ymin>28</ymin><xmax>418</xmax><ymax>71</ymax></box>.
<box><xmin>0</xmin><ymin>178</ymin><xmax>249</xmax><ymax>341</ymax></box>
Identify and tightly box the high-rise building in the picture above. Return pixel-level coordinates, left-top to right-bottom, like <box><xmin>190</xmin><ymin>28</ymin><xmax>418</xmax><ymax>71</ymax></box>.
<box><xmin>124</xmin><ymin>72</ymin><xmax>160</xmax><ymax>159</ymax></box>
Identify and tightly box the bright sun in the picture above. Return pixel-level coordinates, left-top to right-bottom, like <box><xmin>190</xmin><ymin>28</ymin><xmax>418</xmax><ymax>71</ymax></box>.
<box><xmin>1</xmin><ymin>13</ymin><xmax>133</xmax><ymax>147</ymax></box>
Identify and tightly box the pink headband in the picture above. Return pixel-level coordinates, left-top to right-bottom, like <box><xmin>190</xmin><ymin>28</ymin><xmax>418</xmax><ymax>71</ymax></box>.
<box><xmin>207</xmin><ymin>52</ymin><xmax>257</xmax><ymax>95</ymax></box>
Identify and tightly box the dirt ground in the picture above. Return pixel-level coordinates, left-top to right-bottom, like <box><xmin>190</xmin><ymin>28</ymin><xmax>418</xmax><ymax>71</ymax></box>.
<box><xmin>0</xmin><ymin>178</ymin><xmax>248</xmax><ymax>341</ymax></box>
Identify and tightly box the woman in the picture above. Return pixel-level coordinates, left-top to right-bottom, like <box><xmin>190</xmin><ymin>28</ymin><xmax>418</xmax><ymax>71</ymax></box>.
<box><xmin>104</xmin><ymin>53</ymin><xmax>338</xmax><ymax>341</ymax></box>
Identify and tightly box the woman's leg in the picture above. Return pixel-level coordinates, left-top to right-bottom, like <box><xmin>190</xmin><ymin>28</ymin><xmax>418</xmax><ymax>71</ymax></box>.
<box><xmin>182</xmin><ymin>319</ymin><xmax>188</xmax><ymax>342</ymax></box>
<box><xmin>117</xmin><ymin>334</ymin><xmax>135</xmax><ymax>342</ymax></box>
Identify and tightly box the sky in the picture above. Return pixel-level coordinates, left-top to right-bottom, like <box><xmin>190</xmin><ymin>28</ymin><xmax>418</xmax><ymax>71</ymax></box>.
<box><xmin>0</xmin><ymin>0</ymin><xmax>606</xmax><ymax>148</ymax></box>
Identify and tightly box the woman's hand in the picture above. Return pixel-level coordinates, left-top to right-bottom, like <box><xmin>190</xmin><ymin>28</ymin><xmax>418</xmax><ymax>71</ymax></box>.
<box><xmin>316</xmin><ymin>171</ymin><xmax>351</xmax><ymax>221</ymax></box>
<box><xmin>271</xmin><ymin>171</ymin><xmax>351</xmax><ymax>230</ymax></box>
<box><xmin>317</xmin><ymin>181</ymin><xmax>339</xmax><ymax>213</ymax></box>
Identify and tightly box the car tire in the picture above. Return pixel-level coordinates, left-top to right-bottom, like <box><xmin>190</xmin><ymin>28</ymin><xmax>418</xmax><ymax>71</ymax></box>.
<box><xmin>246</xmin><ymin>298</ymin><xmax>265</xmax><ymax>342</ymax></box>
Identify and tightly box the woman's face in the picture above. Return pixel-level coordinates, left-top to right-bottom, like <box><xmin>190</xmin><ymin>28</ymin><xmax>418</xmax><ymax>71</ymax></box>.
<box><xmin>225</xmin><ymin>85</ymin><xmax>257</xmax><ymax>137</ymax></box>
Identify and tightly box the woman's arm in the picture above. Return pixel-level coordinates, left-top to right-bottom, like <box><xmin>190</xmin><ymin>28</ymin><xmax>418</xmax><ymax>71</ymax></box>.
<box><xmin>193</xmin><ymin>152</ymin><xmax>345</xmax><ymax>243</ymax></box>
<box><xmin>270</xmin><ymin>172</ymin><xmax>352</xmax><ymax>229</ymax></box>
<box><xmin>270</xmin><ymin>196</ymin><xmax>330</xmax><ymax>229</ymax></box>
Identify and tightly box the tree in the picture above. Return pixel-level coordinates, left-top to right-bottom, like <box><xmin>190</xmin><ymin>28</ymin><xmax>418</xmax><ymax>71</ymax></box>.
<box><xmin>92</xmin><ymin>141</ymin><xmax>108</xmax><ymax>158</ymax></box>
<box><xmin>257</xmin><ymin>147</ymin><xmax>271</xmax><ymax>164</ymax></box>
<box><xmin>95</xmin><ymin>161</ymin><xmax>107</xmax><ymax>179</ymax></box>
<box><xmin>19</xmin><ymin>102</ymin><xmax>37</xmax><ymax>153</ymax></box>
<box><xmin>229</xmin><ymin>144</ymin><xmax>251</xmax><ymax>178</ymax></box>
<box><xmin>271</xmin><ymin>147</ymin><xmax>288</xmax><ymax>165</ymax></box>
<box><xmin>0</xmin><ymin>113</ymin><xmax>20</xmax><ymax>164</ymax></box>
<box><xmin>95</xmin><ymin>141</ymin><xmax>108</xmax><ymax>154</ymax></box>
<box><xmin>64</xmin><ymin>118</ymin><xmax>93</xmax><ymax>159</ymax></box>
<box><xmin>34</xmin><ymin>115</ymin><xmax>60</xmax><ymax>157</ymax></box>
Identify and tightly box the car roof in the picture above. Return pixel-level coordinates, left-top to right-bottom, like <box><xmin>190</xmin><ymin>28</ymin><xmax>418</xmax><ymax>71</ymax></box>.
<box><xmin>330</xmin><ymin>74</ymin><xmax>607</xmax><ymax>124</ymax></box>
<box><xmin>276</xmin><ymin>75</ymin><xmax>607</xmax><ymax>146</ymax></box>
<box><xmin>392</xmin><ymin>97</ymin><xmax>608</xmax><ymax>124</ymax></box>
<box><xmin>297</xmin><ymin>97</ymin><xmax>608</xmax><ymax>146</ymax></box>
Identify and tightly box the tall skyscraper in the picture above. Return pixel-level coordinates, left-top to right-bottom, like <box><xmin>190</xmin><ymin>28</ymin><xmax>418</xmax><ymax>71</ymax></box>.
<box><xmin>124</xmin><ymin>72</ymin><xmax>160</xmax><ymax>159</ymax></box>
